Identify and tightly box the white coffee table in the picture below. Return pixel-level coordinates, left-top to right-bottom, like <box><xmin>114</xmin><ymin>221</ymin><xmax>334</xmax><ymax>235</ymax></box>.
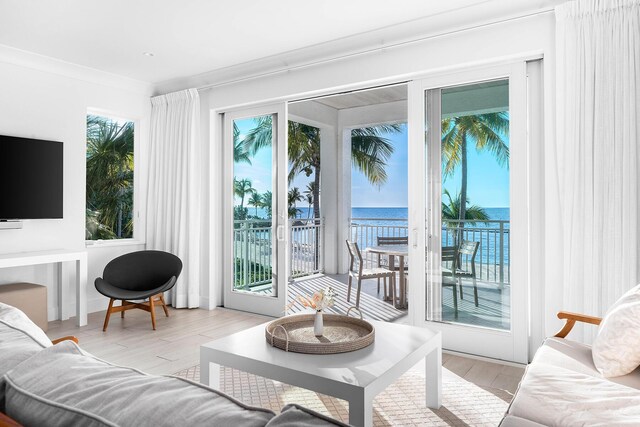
<box><xmin>200</xmin><ymin>319</ymin><xmax>441</xmax><ymax>427</ymax></box>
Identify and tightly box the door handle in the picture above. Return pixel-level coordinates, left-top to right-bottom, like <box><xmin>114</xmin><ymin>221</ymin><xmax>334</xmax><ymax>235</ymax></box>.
<box><xmin>412</xmin><ymin>228</ymin><xmax>418</xmax><ymax>248</ymax></box>
<box><xmin>276</xmin><ymin>225</ymin><xmax>285</xmax><ymax>241</ymax></box>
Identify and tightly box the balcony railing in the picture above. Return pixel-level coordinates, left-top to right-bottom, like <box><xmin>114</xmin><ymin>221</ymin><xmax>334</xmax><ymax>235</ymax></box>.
<box><xmin>233</xmin><ymin>218</ymin><xmax>324</xmax><ymax>290</ymax></box>
<box><xmin>350</xmin><ymin>218</ymin><xmax>510</xmax><ymax>284</ymax></box>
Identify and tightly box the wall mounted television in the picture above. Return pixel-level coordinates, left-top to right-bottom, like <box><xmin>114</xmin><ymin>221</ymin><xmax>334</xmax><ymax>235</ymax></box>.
<box><xmin>0</xmin><ymin>135</ymin><xmax>63</xmax><ymax>220</ymax></box>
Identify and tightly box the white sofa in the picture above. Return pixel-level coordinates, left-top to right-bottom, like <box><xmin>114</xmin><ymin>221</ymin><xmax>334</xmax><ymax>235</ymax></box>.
<box><xmin>0</xmin><ymin>302</ymin><xmax>348</xmax><ymax>427</ymax></box>
<box><xmin>501</xmin><ymin>311</ymin><xmax>640</xmax><ymax>426</ymax></box>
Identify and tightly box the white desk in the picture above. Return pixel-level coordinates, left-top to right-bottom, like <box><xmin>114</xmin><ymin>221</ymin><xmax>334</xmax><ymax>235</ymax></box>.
<box><xmin>0</xmin><ymin>250</ymin><xmax>88</xmax><ymax>326</ymax></box>
<box><xmin>200</xmin><ymin>320</ymin><xmax>441</xmax><ymax>427</ymax></box>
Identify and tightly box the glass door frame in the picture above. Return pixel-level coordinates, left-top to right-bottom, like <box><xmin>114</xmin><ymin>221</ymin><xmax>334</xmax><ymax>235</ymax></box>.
<box><xmin>222</xmin><ymin>102</ymin><xmax>289</xmax><ymax>317</ymax></box>
<box><xmin>407</xmin><ymin>62</ymin><xmax>529</xmax><ymax>363</ymax></box>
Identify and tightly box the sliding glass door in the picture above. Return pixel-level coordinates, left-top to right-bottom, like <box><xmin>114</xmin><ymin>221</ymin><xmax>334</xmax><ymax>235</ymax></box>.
<box><xmin>223</xmin><ymin>103</ymin><xmax>289</xmax><ymax>317</ymax></box>
<box><xmin>408</xmin><ymin>63</ymin><xmax>528</xmax><ymax>362</ymax></box>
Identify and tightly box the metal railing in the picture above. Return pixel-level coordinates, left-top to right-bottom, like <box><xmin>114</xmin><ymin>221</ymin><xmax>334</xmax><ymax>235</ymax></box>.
<box><xmin>350</xmin><ymin>218</ymin><xmax>510</xmax><ymax>284</ymax></box>
<box><xmin>233</xmin><ymin>218</ymin><xmax>324</xmax><ymax>290</ymax></box>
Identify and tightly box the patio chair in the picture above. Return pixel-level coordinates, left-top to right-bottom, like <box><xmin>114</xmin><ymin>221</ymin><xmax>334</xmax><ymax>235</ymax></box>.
<box><xmin>442</xmin><ymin>240</ymin><xmax>480</xmax><ymax>306</ymax></box>
<box><xmin>346</xmin><ymin>240</ymin><xmax>396</xmax><ymax>308</ymax></box>
<box><xmin>375</xmin><ymin>236</ymin><xmax>408</xmax><ymax>299</ymax></box>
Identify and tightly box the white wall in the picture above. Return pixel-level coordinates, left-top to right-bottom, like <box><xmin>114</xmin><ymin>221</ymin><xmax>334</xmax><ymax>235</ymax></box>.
<box><xmin>0</xmin><ymin>52</ymin><xmax>151</xmax><ymax>320</ymax></box>
<box><xmin>200</xmin><ymin>12</ymin><xmax>555</xmax><ymax>359</ymax></box>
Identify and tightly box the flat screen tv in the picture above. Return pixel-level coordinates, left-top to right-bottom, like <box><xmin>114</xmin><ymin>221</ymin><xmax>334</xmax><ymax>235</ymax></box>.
<box><xmin>0</xmin><ymin>135</ymin><xmax>63</xmax><ymax>220</ymax></box>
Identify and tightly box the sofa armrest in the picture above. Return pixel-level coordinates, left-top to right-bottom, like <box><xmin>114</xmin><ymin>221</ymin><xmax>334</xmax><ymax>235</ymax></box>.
<box><xmin>0</xmin><ymin>411</ymin><xmax>22</xmax><ymax>427</ymax></box>
<box><xmin>554</xmin><ymin>311</ymin><xmax>602</xmax><ymax>338</ymax></box>
<box><xmin>51</xmin><ymin>336</ymin><xmax>79</xmax><ymax>345</ymax></box>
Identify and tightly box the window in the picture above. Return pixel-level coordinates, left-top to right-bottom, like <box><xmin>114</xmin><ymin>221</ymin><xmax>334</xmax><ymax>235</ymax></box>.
<box><xmin>85</xmin><ymin>114</ymin><xmax>135</xmax><ymax>240</ymax></box>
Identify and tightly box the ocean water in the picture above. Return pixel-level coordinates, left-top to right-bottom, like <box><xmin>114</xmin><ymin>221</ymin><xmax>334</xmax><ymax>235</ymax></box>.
<box><xmin>295</xmin><ymin>206</ymin><xmax>510</xmax><ymax>222</ymax></box>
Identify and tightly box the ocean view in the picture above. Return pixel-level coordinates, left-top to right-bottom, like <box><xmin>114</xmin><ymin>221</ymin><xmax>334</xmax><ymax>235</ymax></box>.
<box><xmin>292</xmin><ymin>206</ymin><xmax>510</xmax><ymax>223</ymax></box>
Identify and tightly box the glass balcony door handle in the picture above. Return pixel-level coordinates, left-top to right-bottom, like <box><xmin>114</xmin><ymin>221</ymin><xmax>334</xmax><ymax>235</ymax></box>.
<box><xmin>412</xmin><ymin>228</ymin><xmax>418</xmax><ymax>248</ymax></box>
<box><xmin>276</xmin><ymin>225</ymin><xmax>285</xmax><ymax>241</ymax></box>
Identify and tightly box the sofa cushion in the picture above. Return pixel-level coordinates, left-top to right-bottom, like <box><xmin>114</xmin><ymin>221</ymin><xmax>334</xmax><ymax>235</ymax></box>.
<box><xmin>593</xmin><ymin>283</ymin><xmax>640</xmax><ymax>377</ymax></box>
<box><xmin>539</xmin><ymin>337</ymin><xmax>640</xmax><ymax>389</ymax></box>
<box><xmin>508</xmin><ymin>338</ymin><xmax>640</xmax><ymax>426</ymax></box>
<box><xmin>0</xmin><ymin>302</ymin><xmax>51</xmax><ymax>378</ymax></box>
<box><xmin>499</xmin><ymin>415</ymin><xmax>546</xmax><ymax>427</ymax></box>
<box><xmin>1</xmin><ymin>341</ymin><xmax>275</xmax><ymax>427</ymax></box>
<box><xmin>266</xmin><ymin>404</ymin><xmax>350</xmax><ymax>427</ymax></box>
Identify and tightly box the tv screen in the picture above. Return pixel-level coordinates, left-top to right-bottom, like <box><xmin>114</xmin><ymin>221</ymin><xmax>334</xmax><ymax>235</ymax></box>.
<box><xmin>0</xmin><ymin>135</ymin><xmax>63</xmax><ymax>220</ymax></box>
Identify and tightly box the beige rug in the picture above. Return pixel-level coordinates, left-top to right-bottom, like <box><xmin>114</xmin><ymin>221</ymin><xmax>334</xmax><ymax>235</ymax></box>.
<box><xmin>173</xmin><ymin>364</ymin><xmax>513</xmax><ymax>426</ymax></box>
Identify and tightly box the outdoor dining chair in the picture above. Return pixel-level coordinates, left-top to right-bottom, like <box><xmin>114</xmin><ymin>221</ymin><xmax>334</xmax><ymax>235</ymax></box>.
<box><xmin>375</xmin><ymin>236</ymin><xmax>408</xmax><ymax>299</ymax></box>
<box><xmin>346</xmin><ymin>240</ymin><xmax>396</xmax><ymax>308</ymax></box>
<box><xmin>442</xmin><ymin>240</ymin><xmax>480</xmax><ymax>307</ymax></box>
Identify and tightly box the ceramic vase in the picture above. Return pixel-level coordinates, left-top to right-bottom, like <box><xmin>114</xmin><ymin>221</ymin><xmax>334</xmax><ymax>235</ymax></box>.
<box><xmin>314</xmin><ymin>310</ymin><xmax>324</xmax><ymax>337</ymax></box>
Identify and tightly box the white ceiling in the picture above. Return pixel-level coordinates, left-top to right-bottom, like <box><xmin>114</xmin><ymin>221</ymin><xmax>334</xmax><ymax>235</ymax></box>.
<box><xmin>313</xmin><ymin>85</ymin><xmax>407</xmax><ymax>110</ymax></box>
<box><xmin>0</xmin><ymin>0</ymin><xmax>560</xmax><ymax>85</ymax></box>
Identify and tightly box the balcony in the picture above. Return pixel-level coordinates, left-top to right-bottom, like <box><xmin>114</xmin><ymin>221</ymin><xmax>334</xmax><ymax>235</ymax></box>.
<box><xmin>233</xmin><ymin>216</ymin><xmax>511</xmax><ymax>329</ymax></box>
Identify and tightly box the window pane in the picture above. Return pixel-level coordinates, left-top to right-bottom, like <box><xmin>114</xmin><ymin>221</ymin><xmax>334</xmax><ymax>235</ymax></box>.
<box><xmin>85</xmin><ymin>115</ymin><xmax>134</xmax><ymax>240</ymax></box>
<box><xmin>437</xmin><ymin>79</ymin><xmax>510</xmax><ymax>330</ymax></box>
<box><xmin>233</xmin><ymin>115</ymin><xmax>275</xmax><ymax>295</ymax></box>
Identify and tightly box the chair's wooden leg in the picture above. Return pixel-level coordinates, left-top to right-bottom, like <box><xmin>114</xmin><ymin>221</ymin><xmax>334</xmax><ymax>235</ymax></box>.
<box><xmin>159</xmin><ymin>294</ymin><xmax>169</xmax><ymax>317</ymax></box>
<box><xmin>103</xmin><ymin>299</ymin><xmax>114</xmax><ymax>332</ymax></box>
<box><xmin>121</xmin><ymin>300</ymin><xmax>126</xmax><ymax>318</ymax></box>
<box><xmin>473</xmin><ymin>277</ymin><xmax>479</xmax><ymax>307</ymax></box>
<box><xmin>355</xmin><ymin>278</ymin><xmax>362</xmax><ymax>308</ymax></box>
<box><xmin>458</xmin><ymin>278</ymin><xmax>464</xmax><ymax>300</ymax></box>
<box><xmin>149</xmin><ymin>297</ymin><xmax>157</xmax><ymax>330</ymax></box>
<box><xmin>347</xmin><ymin>276</ymin><xmax>352</xmax><ymax>302</ymax></box>
<box><xmin>384</xmin><ymin>277</ymin><xmax>388</xmax><ymax>300</ymax></box>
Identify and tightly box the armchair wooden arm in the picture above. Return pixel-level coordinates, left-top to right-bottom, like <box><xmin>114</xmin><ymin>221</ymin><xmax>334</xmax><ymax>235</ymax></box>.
<box><xmin>51</xmin><ymin>335</ymin><xmax>79</xmax><ymax>345</ymax></box>
<box><xmin>554</xmin><ymin>311</ymin><xmax>602</xmax><ymax>338</ymax></box>
<box><xmin>0</xmin><ymin>411</ymin><xmax>22</xmax><ymax>427</ymax></box>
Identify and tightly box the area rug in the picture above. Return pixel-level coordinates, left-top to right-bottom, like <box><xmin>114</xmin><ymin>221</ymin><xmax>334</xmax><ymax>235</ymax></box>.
<box><xmin>288</xmin><ymin>275</ymin><xmax>407</xmax><ymax>323</ymax></box>
<box><xmin>174</xmin><ymin>364</ymin><xmax>512</xmax><ymax>426</ymax></box>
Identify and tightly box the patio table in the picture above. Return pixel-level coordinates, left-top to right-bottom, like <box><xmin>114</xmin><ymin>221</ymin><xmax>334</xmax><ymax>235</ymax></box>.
<box><xmin>366</xmin><ymin>245</ymin><xmax>408</xmax><ymax>308</ymax></box>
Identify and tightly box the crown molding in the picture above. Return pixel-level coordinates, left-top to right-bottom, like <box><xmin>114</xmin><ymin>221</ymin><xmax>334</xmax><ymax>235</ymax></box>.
<box><xmin>0</xmin><ymin>44</ymin><xmax>153</xmax><ymax>95</ymax></box>
<box><xmin>154</xmin><ymin>0</ymin><xmax>561</xmax><ymax>95</ymax></box>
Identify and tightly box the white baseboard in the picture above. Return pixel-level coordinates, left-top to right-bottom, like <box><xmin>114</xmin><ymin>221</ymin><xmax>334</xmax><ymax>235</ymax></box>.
<box><xmin>48</xmin><ymin>298</ymin><xmax>110</xmax><ymax>322</ymax></box>
<box><xmin>443</xmin><ymin>348</ymin><xmax>528</xmax><ymax>368</ymax></box>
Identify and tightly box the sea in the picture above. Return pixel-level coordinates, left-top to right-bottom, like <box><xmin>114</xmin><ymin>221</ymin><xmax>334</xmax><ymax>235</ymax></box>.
<box><xmin>294</xmin><ymin>206</ymin><xmax>510</xmax><ymax>223</ymax></box>
<box><xmin>294</xmin><ymin>206</ymin><xmax>510</xmax><ymax>268</ymax></box>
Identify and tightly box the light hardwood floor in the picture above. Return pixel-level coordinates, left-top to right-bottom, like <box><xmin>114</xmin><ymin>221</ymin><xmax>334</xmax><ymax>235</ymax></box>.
<box><xmin>46</xmin><ymin>306</ymin><xmax>524</xmax><ymax>393</ymax></box>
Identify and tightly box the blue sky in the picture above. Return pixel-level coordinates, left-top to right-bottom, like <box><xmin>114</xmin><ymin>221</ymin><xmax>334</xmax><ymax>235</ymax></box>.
<box><xmin>234</xmin><ymin>118</ymin><xmax>510</xmax><ymax>210</ymax></box>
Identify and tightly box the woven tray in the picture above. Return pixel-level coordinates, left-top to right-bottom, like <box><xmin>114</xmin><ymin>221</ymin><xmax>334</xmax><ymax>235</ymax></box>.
<box><xmin>265</xmin><ymin>308</ymin><xmax>375</xmax><ymax>354</ymax></box>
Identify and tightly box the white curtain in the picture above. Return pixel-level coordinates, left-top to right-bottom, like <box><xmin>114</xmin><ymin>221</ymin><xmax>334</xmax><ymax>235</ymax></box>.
<box><xmin>147</xmin><ymin>89</ymin><xmax>201</xmax><ymax>308</ymax></box>
<box><xmin>555</xmin><ymin>0</ymin><xmax>640</xmax><ymax>342</ymax></box>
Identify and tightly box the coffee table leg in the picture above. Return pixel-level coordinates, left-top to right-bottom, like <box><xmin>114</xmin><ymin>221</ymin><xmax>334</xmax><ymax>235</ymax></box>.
<box><xmin>425</xmin><ymin>345</ymin><xmax>442</xmax><ymax>409</ymax></box>
<box><xmin>200</xmin><ymin>360</ymin><xmax>221</xmax><ymax>389</ymax></box>
<box><xmin>348</xmin><ymin>390</ymin><xmax>373</xmax><ymax>427</ymax></box>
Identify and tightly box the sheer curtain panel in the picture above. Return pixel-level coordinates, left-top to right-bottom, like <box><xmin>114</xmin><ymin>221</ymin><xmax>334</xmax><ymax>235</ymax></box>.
<box><xmin>147</xmin><ymin>89</ymin><xmax>201</xmax><ymax>308</ymax></box>
<box><xmin>555</xmin><ymin>0</ymin><xmax>640</xmax><ymax>342</ymax></box>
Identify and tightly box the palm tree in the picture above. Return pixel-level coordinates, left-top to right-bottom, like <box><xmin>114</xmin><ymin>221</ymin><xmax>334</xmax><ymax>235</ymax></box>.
<box><xmin>288</xmin><ymin>187</ymin><xmax>303</xmax><ymax>219</ymax></box>
<box><xmin>248</xmin><ymin>192</ymin><xmax>262</xmax><ymax>217</ymax></box>
<box><xmin>86</xmin><ymin>115</ymin><xmax>134</xmax><ymax>239</ymax></box>
<box><xmin>442</xmin><ymin>189</ymin><xmax>489</xmax><ymax>224</ymax></box>
<box><xmin>233</xmin><ymin>123</ymin><xmax>251</xmax><ymax>164</ymax></box>
<box><xmin>233</xmin><ymin>177</ymin><xmax>255</xmax><ymax>210</ymax></box>
<box><xmin>241</xmin><ymin>118</ymin><xmax>401</xmax><ymax>220</ymax></box>
<box><xmin>441</xmin><ymin>112</ymin><xmax>508</xmax><ymax>236</ymax></box>
<box><xmin>260</xmin><ymin>191</ymin><xmax>273</xmax><ymax>219</ymax></box>
<box><xmin>304</xmin><ymin>182</ymin><xmax>315</xmax><ymax>219</ymax></box>
<box><xmin>350</xmin><ymin>124</ymin><xmax>401</xmax><ymax>186</ymax></box>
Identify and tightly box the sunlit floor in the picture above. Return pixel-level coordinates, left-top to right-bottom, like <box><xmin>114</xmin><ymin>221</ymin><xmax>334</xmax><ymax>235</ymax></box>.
<box><xmin>319</xmin><ymin>273</ymin><xmax>511</xmax><ymax>330</ymax></box>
